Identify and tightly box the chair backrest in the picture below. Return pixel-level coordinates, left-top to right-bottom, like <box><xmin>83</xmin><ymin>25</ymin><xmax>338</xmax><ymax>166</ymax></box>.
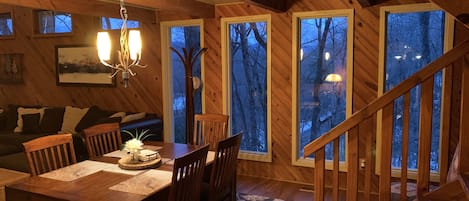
<box><xmin>82</xmin><ymin>123</ymin><xmax>122</xmax><ymax>158</ymax></box>
<box><xmin>193</xmin><ymin>113</ymin><xmax>229</xmax><ymax>150</ymax></box>
<box><xmin>169</xmin><ymin>145</ymin><xmax>209</xmax><ymax>201</ymax></box>
<box><xmin>22</xmin><ymin>133</ymin><xmax>77</xmax><ymax>176</ymax></box>
<box><xmin>208</xmin><ymin>133</ymin><xmax>242</xmax><ymax>201</ymax></box>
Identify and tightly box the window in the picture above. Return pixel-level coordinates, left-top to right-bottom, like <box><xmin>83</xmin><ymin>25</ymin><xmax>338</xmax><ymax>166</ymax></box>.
<box><xmin>36</xmin><ymin>11</ymin><xmax>72</xmax><ymax>34</ymax></box>
<box><xmin>377</xmin><ymin>3</ymin><xmax>453</xmax><ymax>178</ymax></box>
<box><xmin>101</xmin><ymin>17</ymin><xmax>139</xmax><ymax>30</ymax></box>
<box><xmin>292</xmin><ymin>10</ymin><xmax>353</xmax><ymax>168</ymax></box>
<box><xmin>161</xmin><ymin>19</ymin><xmax>204</xmax><ymax>143</ymax></box>
<box><xmin>222</xmin><ymin>15</ymin><xmax>272</xmax><ymax>162</ymax></box>
<box><xmin>0</xmin><ymin>12</ymin><xmax>13</xmax><ymax>37</ymax></box>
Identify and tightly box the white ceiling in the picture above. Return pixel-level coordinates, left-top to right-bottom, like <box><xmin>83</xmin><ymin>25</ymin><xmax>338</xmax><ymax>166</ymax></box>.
<box><xmin>196</xmin><ymin>0</ymin><xmax>243</xmax><ymax>5</ymax></box>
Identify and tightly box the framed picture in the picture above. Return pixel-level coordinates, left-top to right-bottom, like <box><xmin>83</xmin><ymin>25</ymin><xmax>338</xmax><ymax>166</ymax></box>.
<box><xmin>0</xmin><ymin>54</ymin><xmax>23</xmax><ymax>84</ymax></box>
<box><xmin>56</xmin><ymin>45</ymin><xmax>115</xmax><ymax>87</ymax></box>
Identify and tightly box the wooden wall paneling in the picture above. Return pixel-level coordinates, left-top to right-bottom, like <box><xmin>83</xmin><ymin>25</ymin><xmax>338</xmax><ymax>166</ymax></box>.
<box><xmin>416</xmin><ymin>77</ymin><xmax>434</xmax><ymax>199</ymax></box>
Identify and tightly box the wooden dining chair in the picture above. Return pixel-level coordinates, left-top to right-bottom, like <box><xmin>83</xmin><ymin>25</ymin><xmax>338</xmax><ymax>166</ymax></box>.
<box><xmin>169</xmin><ymin>145</ymin><xmax>209</xmax><ymax>201</ymax></box>
<box><xmin>22</xmin><ymin>133</ymin><xmax>77</xmax><ymax>176</ymax></box>
<box><xmin>82</xmin><ymin>123</ymin><xmax>122</xmax><ymax>159</ymax></box>
<box><xmin>202</xmin><ymin>133</ymin><xmax>242</xmax><ymax>201</ymax></box>
<box><xmin>193</xmin><ymin>113</ymin><xmax>229</xmax><ymax>150</ymax></box>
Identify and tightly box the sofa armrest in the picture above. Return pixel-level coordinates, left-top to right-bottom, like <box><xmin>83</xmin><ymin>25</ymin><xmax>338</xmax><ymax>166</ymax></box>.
<box><xmin>120</xmin><ymin>115</ymin><xmax>163</xmax><ymax>142</ymax></box>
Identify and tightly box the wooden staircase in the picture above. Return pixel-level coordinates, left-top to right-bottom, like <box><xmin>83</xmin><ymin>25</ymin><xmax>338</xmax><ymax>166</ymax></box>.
<box><xmin>303</xmin><ymin>4</ymin><xmax>469</xmax><ymax>199</ymax></box>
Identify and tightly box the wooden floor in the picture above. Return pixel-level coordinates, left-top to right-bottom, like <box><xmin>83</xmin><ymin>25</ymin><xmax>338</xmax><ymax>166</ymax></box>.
<box><xmin>237</xmin><ymin>175</ymin><xmax>314</xmax><ymax>201</ymax></box>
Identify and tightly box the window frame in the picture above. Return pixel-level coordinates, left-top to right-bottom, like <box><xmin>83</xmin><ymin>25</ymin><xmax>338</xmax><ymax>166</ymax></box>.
<box><xmin>0</xmin><ymin>11</ymin><xmax>14</xmax><ymax>39</ymax></box>
<box><xmin>33</xmin><ymin>10</ymin><xmax>73</xmax><ymax>37</ymax></box>
<box><xmin>160</xmin><ymin>19</ymin><xmax>205</xmax><ymax>143</ymax></box>
<box><xmin>376</xmin><ymin>3</ymin><xmax>454</xmax><ymax>180</ymax></box>
<box><xmin>221</xmin><ymin>15</ymin><xmax>272</xmax><ymax>162</ymax></box>
<box><xmin>291</xmin><ymin>9</ymin><xmax>354</xmax><ymax>169</ymax></box>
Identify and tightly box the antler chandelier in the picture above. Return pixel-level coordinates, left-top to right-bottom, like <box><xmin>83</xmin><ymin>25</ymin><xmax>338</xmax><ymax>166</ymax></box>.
<box><xmin>96</xmin><ymin>0</ymin><xmax>146</xmax><ymax>88</ymax></box>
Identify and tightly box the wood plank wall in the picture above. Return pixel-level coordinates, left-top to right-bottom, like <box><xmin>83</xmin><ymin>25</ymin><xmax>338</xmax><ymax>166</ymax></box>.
<box><xmin>0</xmin><ymin>6</ymin><xmax>163</xmax><ymax>115</ymax></box>
<box><xmin>0</xmin><ymin>0</ymin><xmax>466</xmax><ymax>190</ymax></box>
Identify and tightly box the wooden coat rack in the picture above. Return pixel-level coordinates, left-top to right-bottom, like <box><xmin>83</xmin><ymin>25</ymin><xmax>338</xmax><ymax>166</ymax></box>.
<box><xmin>170</xmin><ymin>47</ymin><xmax>207</xmax><ymax>144</ymax></box>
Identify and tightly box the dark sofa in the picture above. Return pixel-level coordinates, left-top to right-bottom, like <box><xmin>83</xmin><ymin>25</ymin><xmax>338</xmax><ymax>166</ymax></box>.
<box><xmin>0</xmin><ymin>104</ymin><xmax>163</xmax><ymax>173</ymax></box>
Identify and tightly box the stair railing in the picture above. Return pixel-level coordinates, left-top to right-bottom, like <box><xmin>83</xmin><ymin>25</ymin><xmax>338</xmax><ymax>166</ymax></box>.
<box><xmin>303</xmin><ymin>39</ymin><xmax>469</xmax><ymax>201</ymax></box>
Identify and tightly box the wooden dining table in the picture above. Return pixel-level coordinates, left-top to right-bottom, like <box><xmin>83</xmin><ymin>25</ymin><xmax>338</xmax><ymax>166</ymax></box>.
<box><xmin>5</xmin><ymin>142</ymin><xmax>208</xmax><ymax>201</ymax></box>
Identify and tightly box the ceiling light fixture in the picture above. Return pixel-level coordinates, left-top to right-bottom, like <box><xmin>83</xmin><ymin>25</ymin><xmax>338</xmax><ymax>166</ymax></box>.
<box><xmin>96</xmin><ymin>0</ymin><xmax>146</xmax><ymax>88</ymax></box>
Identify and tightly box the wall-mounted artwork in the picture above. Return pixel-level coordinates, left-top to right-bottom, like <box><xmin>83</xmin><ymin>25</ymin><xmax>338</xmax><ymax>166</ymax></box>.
<box><xmin>56</xmin><ymin>45</ymin><xmax>115</xmax><ymax>87</ymax></box>
<box><xmin>0</xmin><ymin>54</ymin><xmax>23</xmax><ymax>84</ymax></box>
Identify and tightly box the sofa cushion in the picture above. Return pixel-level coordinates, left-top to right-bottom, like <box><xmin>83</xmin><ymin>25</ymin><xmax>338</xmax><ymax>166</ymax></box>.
<box><xmin>121</xmin><ymin>112</ymin><xmax>146</xmax><ymax>123</ymax></box>
<box><xmin>40</xmin><ymin>107</ymin><xmax>65</xmax><ymax>133</ymax></box>
<box><xmin>0</xmin><ymin>144</ymin><xmax>22</xmax><ymax>156</ymax></box>
<box><xmin>61</xmin><ymin>106</ymin><xmax>89</xmax><ymax>134</ymax></box>
<box><xmin>75</xmin><ymin>106</ymin><xmax>111</xmax><ymax>132</ymax></box>
<box><xmin>14</xmin><ymin>107</ymin><xmax>45</xmax><ymax>133</ymax></box>
<box><xmin>0</xmin><ymin>133</ymin><xmax>50</xmax><ymax>148</ymax></box>
<box><xmin>21</xmin><ymin>113</ymin><xmax>41</xmax><ymax>134</ymax></box>
<box><xmin>0</xmin><ymin>152</ymin><xmax>30</xmax><ymax>173</ymax></box>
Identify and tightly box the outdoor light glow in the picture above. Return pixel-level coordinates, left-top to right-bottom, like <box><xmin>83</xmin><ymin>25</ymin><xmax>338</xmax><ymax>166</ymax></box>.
<box><xmin>324</xmin><ymin>52</ymin><xmax>330</xmax><ymax>61</ymax></box>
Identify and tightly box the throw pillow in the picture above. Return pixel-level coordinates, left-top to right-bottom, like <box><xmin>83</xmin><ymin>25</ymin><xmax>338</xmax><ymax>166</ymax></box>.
<box><xmin>21</xmin><ymin>113</ymin><xmax>41</xmax><ymax>133</ymax></box>
<box><xmin>95</xmin><ymin>117</ymin><xmax>122</xmax><ymax>124</ymax></box>
<box><xmin>110</xmin><ymin>112</ymin><xmax>126</xmax><ymax>119</ymax></box>
<box><xmin>40</xmin><ymin>107</ymin><xmax>65</xmax><ymax>133</ymax></box>
<box><xmin>121</xmin><ymin>112</ymin><xmax>146</xmax><ymax>123</ymax></box>
<box><xmin>61</xmin><ymin>106</ymin><xmax>89</xmax><ymax>134</ymax></box>
<box><xmin>14</xmin><ymin>107</ymin><xmax>45</xmax><ymax>133</ymax></box>
<box><xmin>75</xmin><ymin>106</ymin><xmax>111</xmax><ymax>132</ymax></box>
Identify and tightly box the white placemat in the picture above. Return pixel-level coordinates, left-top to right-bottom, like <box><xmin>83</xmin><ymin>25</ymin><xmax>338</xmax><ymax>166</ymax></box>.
<box><xmin>40</xmin><ymin>160</ymin><xmax>145</xmax><ymax>181</ymax></box>
<box><xmin>40</xmin><ymin>160</ymin><xmax>113</xmax><ymax>181</ymax></box>
<box><xmin>109</xmin><ymin>169</ymin><xmax>172</xmax><ymax>195</ymax></box>
<box><xmin>103</xmin><ymin>150</ymin><xmax>128</xmax><ymax>158</ymax></box>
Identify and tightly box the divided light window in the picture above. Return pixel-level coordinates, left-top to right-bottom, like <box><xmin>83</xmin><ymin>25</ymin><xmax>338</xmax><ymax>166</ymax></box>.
<box><xmin>292</xmin><ymin>10</ymin><xmax>353</xmax><ymax>168</ymax></box>
<box><xmin>222</xmin><ymin>15</ymin><xmax>272</xmax><ymax>162</ymax></box>
<box><xmin>161</xmin><ymin>20</ymin><xmax>203</xmax><ymax>143</ymax></box>
<box><xmin>101</xmin><ymin>17</ymin><xmax>139</xmax><ymax>30</ymax></box>
<box><xmin>378</xmin><ymin>3</ymin><xmax>453</xmax><ymax>176</ymax></box>
<box><xmin>36</xmin><ymin>11</ymin><xmax>72</xmax><ymax>34</ymax></box>
<box><xmin>0</xmin><ymin>13</ymin><xmax>13</xmax><ymax>37</ymax></box>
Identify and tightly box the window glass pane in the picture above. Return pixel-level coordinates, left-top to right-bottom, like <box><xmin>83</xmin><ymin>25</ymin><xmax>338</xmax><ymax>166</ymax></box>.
<box><xmin>298</xmin><ymin>17</ymin><xmax>348</xmax><ymax>160</ymax></box>
<box><xmin>101</xmin><ymin>17</ymin><xmax>139</xmax><ymax>30</ymax></box>
<box><xmin>37</xmin><ymin>11</ymin><xmax>72</xmax><ymax>34</ymax></box>
<box><xmin>170</xmin><ymin>26</ymin><xmax>202</xmax><ymax>144</ymax></box>
<box><xmin>0</xmin><ymin>13</ymin><xmax>13</xmax><ymax>36</ymax></box>
<box><xmin>385</xmin><ymin>10</ymin><xmax>444</xmax><ymax>172</ymax></box>
<box><xmin>229</xmin><ymin>22</ymin><xmax>268</xmax><ymax>153</ymax></box>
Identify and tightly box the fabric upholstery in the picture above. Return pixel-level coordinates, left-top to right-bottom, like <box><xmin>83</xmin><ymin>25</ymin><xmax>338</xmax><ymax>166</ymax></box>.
<box><xmin>40</xmin><ymin>107</ymin><xmax>65</xmax><ymax>133</ymax></box>
<box><xmin>21</xmin><ymin>113</ymin><xmax>41</xmax><ymax>134</ymax></box>
<box><xmin>61</xmin><ymin>106</ymin><xmax>89</xmax><ymax>134</ymax></box>
<box><xmin>14</xmin><ymin>107</ymin><xmax>45</xmax><ymax>133</ymax></box>
<box><xmin>75</xmin><ymin>106</ymin><xmax>112</xmax><ymax>132</ymax></box>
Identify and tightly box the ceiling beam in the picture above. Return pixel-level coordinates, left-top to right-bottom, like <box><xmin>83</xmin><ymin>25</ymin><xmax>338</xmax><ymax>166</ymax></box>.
<box><xmin>0</xmin><ymin>0</ymin><xmax>156</xmax><ymax>22</ymax></box>
<box><xmin>430</xmin><ymin>0</ymin><xmax>469</xmax><ymax>29</ymax></box>
<box><xmin>108</xmin><ymin>0</ymin><xmax>215</xmax><ymax>18</ymax></box>
<box><xmin>356</xmin><ymin>0</ymin><xmax>373</xmax><ymax>7</ymax></box>
<box><xmin>245</xmin><ymin>0</ymin><xmax>290</xmax><ymax>12</ymax></box>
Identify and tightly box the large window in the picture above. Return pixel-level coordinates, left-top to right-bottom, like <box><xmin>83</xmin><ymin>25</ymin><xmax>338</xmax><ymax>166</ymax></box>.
<box><xmin>101</xmin><ymin>17</ymin><xmax>139</xmax><ymax>30</ymax></box>
<box><xmin>0</xmin><ymin>13</ymin><xmax>13</xmax><ymax>37</ymax></box>
<box><xmin>36</xmin><ymin>11</ymin><xmax>72</xmax><ymax>34</ymax></box>
<box><xmin>161</xmin><ymin>20</ymin><xmax>203</xmax><ymax>143</ymax></box>
<box><xmin>292</xmin><ymin>10</ymin><xmax>353</xmax><ymax>168</ymax></box>
<box><xmin>222</xmin><ymin>15</ymin><xmax>271</xmax><ymax>162</ymax></box>
<box><xmin>377</xmin><ymin>4</ymin><xmax>453</xmax><ymax>177</ymax></box>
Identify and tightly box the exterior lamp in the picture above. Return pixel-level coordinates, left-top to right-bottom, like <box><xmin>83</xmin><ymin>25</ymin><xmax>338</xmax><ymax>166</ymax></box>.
<box><xmin>96</xmin><ymin>0</ymin><xmax>146</xmax><ymax>88</ymax></box>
